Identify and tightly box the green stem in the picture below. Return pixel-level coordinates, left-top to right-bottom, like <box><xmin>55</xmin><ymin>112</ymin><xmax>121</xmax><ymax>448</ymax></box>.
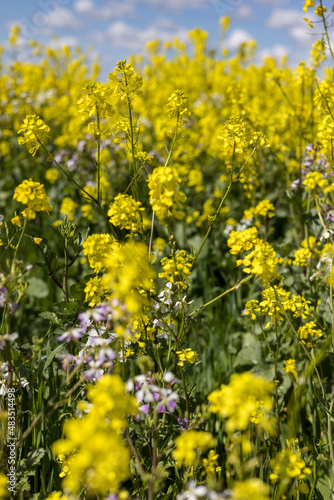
<box><xmin>38</xmin><ymin>140</ymin><xmax>117</xmax><ymax>238</ymax></box>
<box><xmin>96</xmin><ymin>107</ymin><xmax>102</xmax><ymax>204</ymax></box>
<box><xmin>181</xmin><ymin>369</ymin><xmax>189</xmax><ymax>416</ymax></box>
<box><xmin>164</xmin><ymin>112</ymin><xmax>180</xmax><ymax>168</ymax></box>
<box><xmin>192</xmin><ymin>147</ymin><xmax>257</xmax><ymax>267</ymax></box>
<box><xmin>189</xmin><ymin>275</ymin><xmax>252</xmax><ymax>317</ymax></box>
<box><xmin>63</xmin><ymin>236</ymin><xmax>69</xmax><ymax>302</ymax></box>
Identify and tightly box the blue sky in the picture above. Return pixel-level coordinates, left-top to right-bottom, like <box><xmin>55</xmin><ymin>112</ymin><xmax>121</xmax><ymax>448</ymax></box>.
<box><xmin>0</xmin><ymin>0</ymin><xmax>331</xmax><ymax>78</ymax></box>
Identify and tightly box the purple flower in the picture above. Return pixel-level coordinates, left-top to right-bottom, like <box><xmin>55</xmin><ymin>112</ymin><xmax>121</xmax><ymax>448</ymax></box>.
<box><xmin>58</xmin><ymin>327</ymin><xmax>83</xmax><ymax>343</ymax></box>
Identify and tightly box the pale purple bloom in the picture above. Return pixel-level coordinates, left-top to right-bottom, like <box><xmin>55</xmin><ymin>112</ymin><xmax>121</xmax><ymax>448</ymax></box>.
<box><xmin>58</xmin><ymin>327</ymin><xmax>83</xmax><ymax>343</ymax></box>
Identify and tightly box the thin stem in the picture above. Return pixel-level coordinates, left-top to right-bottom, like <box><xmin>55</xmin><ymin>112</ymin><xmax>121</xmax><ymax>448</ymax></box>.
<box><xmin>189</xmin><ymin>275</ymin><xmax>252</xmax><ymax>317</ymax></box>
<box><xmin>192</xmin><ymin>147</ymin><xmax>257</xmax><ymax>267</ymax></box>
<box><xmin>63</xmin><ymin>236</ymin><xmax>69</xmax><ymax>302</ymax></box>
<box><xmin>96</xmin><ymin>107</ymin><xmax>102</xmax><ymax>204</ymax></box>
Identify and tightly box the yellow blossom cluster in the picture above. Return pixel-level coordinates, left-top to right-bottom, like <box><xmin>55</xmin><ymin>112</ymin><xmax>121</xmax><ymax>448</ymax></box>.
<box><xmin>176</xmin><ymin>348</ymin><xmax>198</xmax><ymax>367</ymax></box>
<box><xmin>243</xmin><ymin>200</ymin><xmax>275</xmax><ymax>221</ymax></box>
<box><xmin>231</xmin><ymin>479</ymin><xmax>271</xmax><ymax>500</ymax></box>
<box><xmin>159</xmin><ymin>250</ymin><xmax>193</xmax><ymax>289</ymax></box>
<box><xmin>53</xmin><ymin>375</ymin><xmax>137</xmax><ymax>496</ymax></box>
<box><xmin>172</xmin><ymin>431</ymin><xmax>216</xmax><ymax>467</ymax></box>
<box><xmin>270</xmin><ymin>449</ymin><xmax>311</xmax><ymax>483</ymax></box>
<box><xmin>82</xmin><ymin>233</ymin><xmax>118</xmax><ymax>273</ymax></box>
<box><xmin>298</xmin><ymin>321</ymin><xmax>323</xmax><ymax>348</ymax></box>
<box><xmin>245</xmin><ymin>286</ymin><xmax>311</xmax><ymax>326</ymax></box>
<box><xmin>12</xmin><ymin>178</ymin><xmax>53</xmax><ymax>224</ymax></box>
<box><xmin>148</xmin><ymin>167</ymin><xmax>187</xmax><ymax>223</ymax></box>
<box><xmin>236</xmin><ymin>240</ymin><xmax>278</xmax><ymax>285</ymax></box>
<box><xmin>227</xmin><ymin>227</ymin><xmax>259</xmax><ymax>255</ymax></box>
<box><xmin>108</xmin><ymin>194</ymin><xmax>145</xmax><ymax>233</ymax></box>
<box><xmin>17</xmin><ymin>114</ymin><xmax>50</xmax><ymax>156</ymax></box>
<box><xmin>218</xmin><ymin>116</ymin><xmax>268</xmax><ymax>155</ymax></box>
<box><xmin>208</xmin><ymin>372</ymin><xmax>274</xmax><ymax>432</ymax></box>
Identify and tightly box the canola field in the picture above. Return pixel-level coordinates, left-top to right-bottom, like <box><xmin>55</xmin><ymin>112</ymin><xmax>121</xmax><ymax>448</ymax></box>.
<box><xmin>1</xmin><ymin>1</ymin><xmax>334</xmax><ymax>499</ymax></box>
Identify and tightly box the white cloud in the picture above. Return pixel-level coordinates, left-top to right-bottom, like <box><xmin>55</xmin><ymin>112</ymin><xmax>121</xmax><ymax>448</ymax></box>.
<box><xmin>105</xmin><ymin>19</ymin><xmax>188</xmax><ymax>51</ymax></box>
<box><xmin>259</xmin><ymin>44</ymin><xmax>289</xmax><ymax>61</ymax></box>
<box><xmin>48</xmin><ymin>7</ymin><xmax>80</xmax><ymax>29</ymax></box>
<box><xmin>49</xmin><ymin>36</ymin><xmax>79</xmax><ymax>48</ymax></box>
<box><xmin>267</xmin><ymin>9</ymin><xmax>303</xmax><ymax>29</ymax></box>
<box><xmin>139</xmin><ymin>0</ymin><xmax>210</xmax><ymax>8</ymax></box>
<box><xmin>235</xmin><ymin>4</ymin><xmax>254</xmax><ymax>21</ymax></box>
<box><xmin>255</xmin><ymin>0</ymin><xmax>290</xmax><ymax>5</ymax></box>
<box><xmin>74</xmin><ymin>0</ymin><xmax>95</xmax><ymax>14</ymax></box>
<box><xmin>74</xmin><ymin>0</ymin><xmax>133</xmax><ymax>19</ymax></box>
<box><xmin>267</xmin><ymin>8</ymin><xmax>316</xmax><ymax>47</ymax></box>
<box><xmin>225</xmin><ymin>29</ymin><xmax>253</xmax><ymax>50</ymax></box>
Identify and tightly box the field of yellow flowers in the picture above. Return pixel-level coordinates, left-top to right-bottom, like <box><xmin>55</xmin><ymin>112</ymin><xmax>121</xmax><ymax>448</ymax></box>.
<box><xmin>2</xmin><ymin>1</ymin><xmax>334</xmax><ymax>498</ymax></box>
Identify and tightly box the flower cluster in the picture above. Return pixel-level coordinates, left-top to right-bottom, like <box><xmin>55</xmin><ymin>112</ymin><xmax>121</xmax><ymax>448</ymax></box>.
<box><xmin>77</xmin><ymin>81</ymin><xmax>114</xmax><ymax>119</ymax></box>
<box><xmin>244</xmin><ymin>286</ymin><xmax>311</xmax><ymax>326</ymax></box>
<box><xmin>236</xmin><ymin>240</ymin><xmax>278</xmax><ymax>285</ymax></box>
<box><xmin>103</xmin><ymin>241</ymin><xmax>155</xmax><ymax>314</ymax></box>
<box><xmin>12</xmin><ymin>178</ymin><xmax>53</xmax><ymax>222</ymax></box>
<box><xmin>108</xmin><ymin>194</ymin><xmax>145</xmax><ymax>233</ymax></box>
<box><xmin>176</xmin><ymin>348</ymin><xmax>198</xmax><ymax>367</ymax></box>
<box><xmin>53</xmin><ymin>375</ymin><xmax>137</xmax><ymax>496</ymax></box>
<box><xmin>298</xmin><ymin>321</ymin><xmax>322</xmax><ymax>348</ymax></box>
<box><xmin>159</xmin><ymin>250</ymin><xmax>193</xmax><ymax>290</ymax></box>
<box><xmin>167</xmin><ymin>90</ymin><xmax>190</xmax><ymax>122</ymax></box>
<box><xmin>148</xmin><ymin>167</ymin><xmax>187</xmax><ymax>223</ymax></box>
<box><xmin>126</xmin><ymin>371</ymin><xmax>179</xmax><ymax>415</ymax></box>
<box><xmin>82</xmin><ymin>233</ymin><xmax>118</xmax><ymax>273</ymax></box>
<box><xmin>243</xmin><ymin>200</ymin><xmax>275</xmax><ymax>221</ymax></box>
<box><xmin>173</xmin><ymin>431</ymin><xmax>216</xmax><ymax>467</ymax></box>
<box><xmin>17</xmin><ymin>114</ymin><xmax>50</xmax><ymax>156</ymax></box>
<box><xmin>218</xmin><ymin>116</ymin><xmax>268</xmax><ymax>154</ymax></box>
<box><xmin>269</xmin><ymin>449</ymin><xmax>311</xmax><ymax>484</ymax></box>
<box><xmin>108</xmin><ymin>60</ymin><xmax>143</xmax><ymax>101</ymax></box>
<box><xmin>208</xmin><ymin>372</ymin><xmax>274</xmax><ymax>432</ymax></box>
<box><xmin>227</xmin><ymin>227</ymin><xmax>259</xmax><ymax>255</ymax></box>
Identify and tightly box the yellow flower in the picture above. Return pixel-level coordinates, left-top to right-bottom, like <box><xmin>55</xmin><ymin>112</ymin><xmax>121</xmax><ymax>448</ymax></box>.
<box><xmin>270</xmin><ymin>449</ymin><xmax>311</xmax><ymax>483</ymax></box>
<box><xmin>232</xmin><ymin>479</ymin><xmax>271</xmax><ymax>500</ymax></box>
<box><xmin>13</xmin><ymin>178</ymin><xmax>53</xmax><ymax>220</ymax></box>
<box><xmin>82</xmin><ymin>234</ymin><xmax>118</xmax><ymax>273</ymax></box>
<box><xmin>159</xmin><ymin>250</ymin><xmax>193</xmax><ymax>290</ymax></box>
<box><xmin>167</xmin><ymin>90</ymin><xmax>190</xmax><ymax>123</ymax></box>
<box><xmin>283</xmin><ymin>359</ymin><xmax>297</xmax><ymax>379</ymax></box>
<box><xmin>53</xmin><ymin>375</ymin><xmax>137</xmax><ymax>496</ymax></box>
<box><xmin>11</xmin><ymin>215</ymin><xmax>22</xmax><ymax>227</ymax></box>
<box><xmin>0</xmin><ymin>473</ymin><xmax>8</xmax><ymax>499</ymax></box>
<box><xmin>173</xmin><ymin>431</ymin><xmax>216</xmax><ymax>467</ymax></box>
<box><xmin>208</xmin><ymin>372</ymin><xmax>274</xmax><ymax>432</ymax></box>
<box><xmin>60</xmin><ymin>197</ymin><xmax>78</xmax><ymax>221</ymax></box>
<box><xmin>237</xmin><ymin>240</ymin><xmax>278</xmax><ymax>285</ymax></box>
<box><xmin>298</xmin><ymin>321</ymin><xmax>322</xmax><ymax>348</ymax></box>
<box><xmin>45</xmin><ymin>168</ymin><xmax>60</xmax><ymax>184</ymax></box>
<box><xmin>303</xmin><ymin>0</ymin><xmax>314</xmax><ymax>13</ymax></box>
<box><xmin>148</xmin><ymin>167</ymin><xmax>186</xmax><ymax>223</ymax></box>
<box><xmin>218</xmin><ymin>116</ymin><xmax>268</xmax><ymax>155</ymax></box>
<box><xmin>176</xmin><ymin>348</ymin><xmax>198</xmax><ymax>367</ymax></box>
<box><xmin>303</xmin><ymin>17</ymin><xmax>314</xmax><ymax>28</ymax></box>
<box><xmin>17</xmin><ymin>115</ymin><xmax>50</xmax><ymax>156</ymax></box>
<box><xmin>108</xmin><ymin>194</ymin><xmax>145</xmax><ymax>233</ymax></box>
<box><xmin>227</xmin><ymin>227</ymin><xmax>259</xmax><ymax>255</ymax></box>
<box><xmin>33</xmin><ymin>237</ymin><xmax>43</xmax><ymax>245</ymax></box>
<box><xmin>314</xmin><ymin>5</ymin><xmax>327</xmax><ymax>17</ymax></box>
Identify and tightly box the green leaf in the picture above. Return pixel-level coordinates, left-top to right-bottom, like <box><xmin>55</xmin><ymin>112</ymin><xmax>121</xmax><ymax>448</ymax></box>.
<box><xmin>317</xmin><ymin>461</ymin><xmax>334</xmax><ymax>500</ymax></box>
<box><xmin>26</xmin><ymin>277</ymin><xmax>49</xmax><ymax>298</ymax></box>
<box><xmin>39</xmin><ymin>311</ymin><xmax>58</xmax><ymax>323</ymax></box>
<box><xmin>70</xmin><ymin>274</ymin><xmax>94</xmax><ymax>301</ymax></box>
<box><xmin>234</xmin><ymin>332</ymin><xmax>262</xmax><ymax>368</ymax></box>
<box><xmin>43</xmin><ymin>344</ymin><xmax>64</xmax><ymax>374</ymax></box>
